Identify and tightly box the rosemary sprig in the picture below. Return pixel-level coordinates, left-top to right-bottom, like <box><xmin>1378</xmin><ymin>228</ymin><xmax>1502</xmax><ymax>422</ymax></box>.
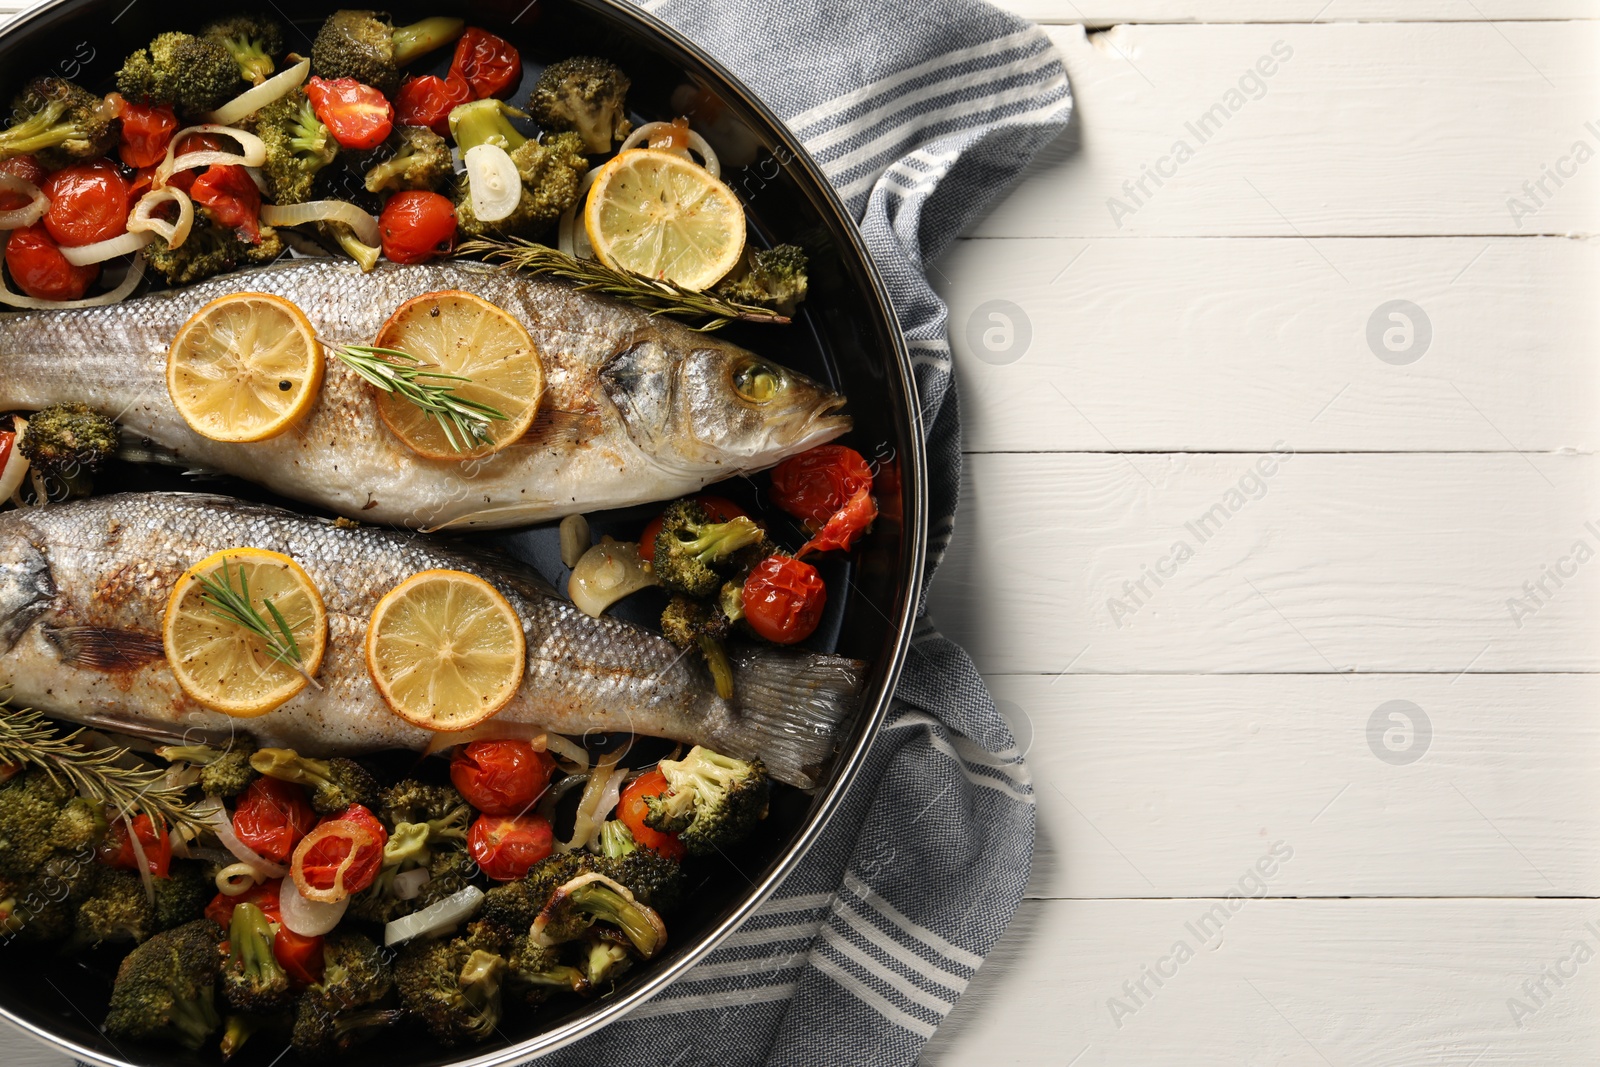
<box><xmin>329</xmin><ymin>342</ymin><xmax>508</xmax><ymax>453</ymax></box>
<box><xmin>456</xmin><ymin>238</ymin><xmax>790</xmax><ymax>332</ymax></box>
<box><xmin>195</xmin><ymin>555</ymin><xmax>323</xmax><ymax>691</ymax></box>
<box><xmin>0</xmin><ymin>696</ymin><xmax>209</xmax><ymax>834</ymax></box>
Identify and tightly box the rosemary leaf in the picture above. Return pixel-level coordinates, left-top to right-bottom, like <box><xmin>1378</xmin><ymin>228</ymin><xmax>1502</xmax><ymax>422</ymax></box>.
<box><xmin>195</xmin><ymin>556</ymin><xmax>323</xmax><ymax>691</ymax></box>
<box><xmin>329</xmin><ymin>343</ymin><xmax>508</xmax><ymax>452</ymax></box>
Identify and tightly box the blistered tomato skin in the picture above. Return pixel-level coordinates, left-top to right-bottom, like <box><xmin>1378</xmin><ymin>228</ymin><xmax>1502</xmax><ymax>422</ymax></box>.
<box><xmin>5</xmin><ymin>225</ymin><xmax>98</xmax><ymax>301</ymax></box>
<box><xmin>379</xmin><ymin>191</ymin><xmax>458</xmax><ymax>264</ymax></box>
<box><xmin>41</xmin><ymin>160</ymin><xmax>130</xmax><ymax>247</ymax></box>
<box><xmin>742</xmin><ymin>555</ymin><xmax>827</xmax><ymax>645</ymax></box>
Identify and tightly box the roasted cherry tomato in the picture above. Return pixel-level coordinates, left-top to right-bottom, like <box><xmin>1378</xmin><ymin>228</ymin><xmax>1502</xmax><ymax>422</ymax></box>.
<box><xmin>0</xmin><ymin>155</ymin><xmax>46</xmax><ymax>211</ymax></box>
<box><xmin>41</xmin><ymin>160</ymin><xmax>130</xmax><ymax>247</ymax></box>
<box><xmin>0</xmin><ymin>432</ymin><xmax>14</xmax><ymax>475</ymax></box>
<box><xmin>450</xmin><ymin>739</ymin><xmax>556</xmax><ymax>816</ymax></box>
<box><xmin>98</xmin><ymin>813</ymin><xmax>172</xmax><ymax>878</ymax></box>
<box><xmin>113</xmin><ymin>96</ymin><xmax>178</xmax><ymax>168</ymax></box>
<box><xmin>190</xmin><ymin>164</ymin><xmax>262</xmax><ymax>243</ymax></box>
<box><xmin>449</xmin><ymin>28</ymin><xmax>521</xmax><ymax>100</ymax></box>
<box><xmin>306</xmin><ymin>76</ymin><xmax>395</xmax><ymax>150</ymax></box>
<box><xmin>394</xmin><ymin>74</ymin><xmax>472</xmax><ymax>136</ymax></box>
<box><xmin>769</xmin><ymin>445</ymin><xmax>874</xmax><ymax>527</ymax></box>
<box><xmin>742</xmin><ymin>555</ymin><xmax>826</xmax><ymax>645</ymax></box>
<box><xmin>616</xmin><ymin>769</ymin><xmax>686</xmax><ymax>860</ymax></box>
<box><xmin>292</xmin><ymin>803</ymin><xmax>388</xmax><ymax>898</ymax></box>
<box><xmin>379</xmin><ymin>190</ymin><xmax>457</xmax><ymax>264</ymax></box>
<box><xmin>232</xmin><ymin>777</ymin><xmax>318</xmax><ymax>865</ymax></box>
<box><xmin>273</xmin><ymin>926</ymin><xmax>325</xmax><ymax>986</ymax></box>
<box><xmin>798</xmin><ymin>485</ymin><xmax>877</xmax><ymax>558</ymax></box>
<box><xmin>468</xmin><ymin>813</ymin><xmax>554</xmax><ymax>881</ymax></box>
<box><xmin>159</xmin><ymin>133</ymin><xmax>229</xmax><ymax>196</ymax></box>
<box><xmin>205</xmin><ymin>878</ymin><xmax>283</xmax><ymax>928</ymax></box>
<box><xmin>5</xmin><ymin>225</ymin><xmax>98</xmax><ymax>301</ymax></box>
<box><xmin>638</xmin><ymin>495</ymin><xmax>748</xmax><ymax>564</ymax></box>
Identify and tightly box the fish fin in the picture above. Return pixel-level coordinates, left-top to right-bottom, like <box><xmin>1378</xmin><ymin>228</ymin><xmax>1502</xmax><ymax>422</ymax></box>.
<box><xmin>43</xmin><ymin>625</ymin><xmax>166</xmax><ymax>672</ymax></box>
<box><xmin>521</xmin><ymin>405</ymin><xmax>605</xmax><ymax>449</ymax></box>
<box><xmin>716</xmin><ymin>646</ymin><xmax>867</xmax><ymax>790</ymax></box>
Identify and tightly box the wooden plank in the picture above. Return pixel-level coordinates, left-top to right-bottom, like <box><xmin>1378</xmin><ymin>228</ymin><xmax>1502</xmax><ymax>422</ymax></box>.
<box><xmin>992</xmin><ymin>0</ymin><xmax>1597</xmax><ymax>24</ymax></box>
<box><xmin>920</xmin><ymin>898</ymin><xmax>1600</xmax><ymax>1066</ymax></box>
<box><xmin>970</xmin><ymin>23</ymin><xmax>1600</xmax><ymax>237</ymax></box>
<box><xmin>991</xmin><ymin>673</ymin><xmax>1600</xmax><ymax>899</ymax></box>
<box><xmin>927</xmin><ymin>452</ymin><xmax>1598</xmax><ymax>675</ymax></box>
<box><xmin>932</xmin><ymin>235</ymin><xmax>1600</xmax><ymax>453</ymax></box>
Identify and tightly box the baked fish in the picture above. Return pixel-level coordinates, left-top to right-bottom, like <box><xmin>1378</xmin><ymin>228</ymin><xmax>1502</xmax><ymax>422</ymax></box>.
<box><xmin>0</xmin><ymin>493</ymin><xmax>863</xmax><ymax>788</ymax></box>
<box><xmin>0</xmin><ymin>259</ymin><xmax>850</xmax><ymax>531</ymax></box>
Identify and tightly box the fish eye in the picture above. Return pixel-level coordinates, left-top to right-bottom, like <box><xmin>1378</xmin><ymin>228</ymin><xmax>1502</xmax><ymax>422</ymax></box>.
<box><xmin>733</xmin><ymin>359</ymin><xmax>783</xmax><ymax>404</ymax></box>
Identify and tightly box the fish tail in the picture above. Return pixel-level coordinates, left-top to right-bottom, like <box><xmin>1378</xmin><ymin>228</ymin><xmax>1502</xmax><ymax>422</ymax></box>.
<box><xmin>713</xmin><ymin>645</ymin><xmax>867</xmax><ymax>790</ymax></box>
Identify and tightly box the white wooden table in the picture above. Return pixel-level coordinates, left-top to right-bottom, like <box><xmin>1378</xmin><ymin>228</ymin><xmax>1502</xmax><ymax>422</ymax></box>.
<box><xmin>0</xmin><ymin>2</ymin><xmax>1595</xmax><ymax>1065</ymax></box>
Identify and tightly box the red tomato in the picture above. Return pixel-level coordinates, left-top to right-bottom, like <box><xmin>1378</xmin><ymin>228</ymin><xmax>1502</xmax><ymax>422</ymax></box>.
<box><xmin>742</xmin><ymin>555</ymin><xmax>827</xmax><ymax>645</ymax></box>
<box><xmin>0</xmin><ymin>155</ymin><xmax>46</xmax><ymax>211</ymax></box>
<box><xmin>468</xmin><ymin>813</ymin><xmax>553</xmax><ymax>881</ymax></box>
<box><xmin>451</xmin><ymin>739</ymin><xmax>555</xmax><ymax>816</ymax></box>
<box><xmin>449</xmin><ymin>28</ymin><xmax>521</xmax><ymax>100</ymax></box>
<box><xmin>306</xmin><ymin>77</ymin><xmax>395</xmax><ymax>150</ymax></box>
<box><xmin>379</xmin><ymin>190</ymin><xmax>457</xmax><ymax>264</ymax></box>
<box><xmin>273</xmin><ymin>926</ymin><xmax>325</xmax><ymax>986</ymax></box>
<box><xmin>798</xmin><ymin>485</ymin><xmax>877</xmax><ymax>558</ymax></box>
<box><xmin>97</xmin><ymin>813</ymin><xmax>172</xmax><ymax>878</ymax></box>
<box><xmin>204</xmin><ymin>878</ymin><xmax>283</xmax><ymax>928</ymax></box>
<box><xmin>41</xmin><ymin>160</ymin><xmax>130</xmax><ymax>247</ymax></box>
<box><xmin>292</xmin><ymin>804</ymin><xmax>388</xmax><ymax>898</ymax></box>
<box><xmin>189</xmin><ymin>165</ymin><xmax>262</xmax><ymax>243</ymax></box>
<box><xmin>114</xmin><ymin>97</ymin><xmax>178</xmax><ymax>169</ymax></box>
<box><xmin>5</xmin><ymin>225</ymin><xmax>98</xmax><ymax>301</ymax></box>
<box><xmin>159</xmin><ymin>133</ymin><xmax>229</xmax><ymax>195</ymax></box>
<box><xmin>394</xmin><ymin>75</ymin><xmax>471</xmax><ymax>136</ymax></box>
<box><xmin>638</xmin><ymin>495</ymin><xmax>748</xmax><ymax>564</ymax></box>
<box><xmin>616</xmin><ymin>770</ymin><xmax>686</xmax><ymax>860</ymax></box>
<box><xmin>232</xmin><ymin>777</ymin><xmax>317</xmax><ymax>865</ymax></box>
<box><xmin>769</xmin><ymin>445</ymin><xmax>874</xmax><ymax>527</ymax></box>
<box><xmin>0</xmin><ymin>432</ymin><xmax>14</xmax><ymax>474</ymax></box>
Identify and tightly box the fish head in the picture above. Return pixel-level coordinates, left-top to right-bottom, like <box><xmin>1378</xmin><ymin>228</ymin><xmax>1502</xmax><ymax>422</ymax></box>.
<box><xmin>0</xmin><ymin>521</ymin><xmax>53</xmax><ymax>653</ymax></box>
<box><xmin>600</xmin><ymin>336</ymin><xmax>850</xmax><ymax>472</ymax></box>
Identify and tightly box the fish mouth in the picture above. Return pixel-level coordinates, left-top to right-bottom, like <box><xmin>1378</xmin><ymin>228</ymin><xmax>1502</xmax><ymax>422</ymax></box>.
<box><xmin>803</xmin><ymin>394</ymin><xmax>852</xmax><ymax>438</ymax></box>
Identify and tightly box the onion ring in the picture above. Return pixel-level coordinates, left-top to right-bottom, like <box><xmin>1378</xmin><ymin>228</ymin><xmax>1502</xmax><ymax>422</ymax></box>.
<box><xmin>260</xmin><ymin>200</ymin><xmax>381</xmax><ymax>247</ymax></box>
<box><xmin>127</xmin><ymin>186</ymin><xmax>195</xmax><ymax>248</ymax></box>
<box><xmin>60</xmin><ymin>229</ymin><xmax>154</xmax><ymax>266</ymax></box>
<box><xmin>291</xmin><ymin>821</ymin><xmax>379</xmax><ymax>903</ymax></box>
<box><xmin>207</xmin><ymin>57</ymin><xmax>310</xmax><ymax>127</ymax></box>
<box><xmin>0</xmin><ymin>252</ymin><xmax>146</xmax><ymax>310</ymax></box>
<box><xmin>0</xmin><ymin>175</ymin><xmax>48</xmax><ymax>230</ymax></box>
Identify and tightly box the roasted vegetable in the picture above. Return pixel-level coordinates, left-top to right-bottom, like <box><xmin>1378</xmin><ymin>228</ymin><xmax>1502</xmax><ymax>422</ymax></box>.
<box><xmin>103</xmin><ymin>919</ymin><xmax>224</xmax><ymax>1051</ymax></box>
<box><xmin>310</xmin><ymin>11</ymin><xmax>464</xmax><ymax>95</ymax></box>
<box><xmin>643</xmin><ymin>745</ymin><xmax>770</xmax><ymax>855</ymax></box>
<box><xmin>116</xmin><ymin>32</ymin><xmax>242</xmax><ymax>114</ymax></box>
<box><xmin>0</xmin><ymin>77</ymin><xmax>118</xmax><ymax>168</ymax></box>
<box><xmin>201</xmin><ymin>15</ymin><xmax>286</xmax><ymax>85</ymax></box>
<box><xmin>528</xmin><ymin>56</ymin><xmax>631</xmax><ymax>154</ymax></box>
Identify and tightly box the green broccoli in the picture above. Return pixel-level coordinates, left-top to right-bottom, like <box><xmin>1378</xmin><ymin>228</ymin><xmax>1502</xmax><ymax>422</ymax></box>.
<box><xmin>0</xmin><ymin>770</ymin><xmax>74</xmax><ymax>875</ymax></box>
<box><xmin>319</xmin><ymin>222</ymin><xmax>382</xmax><ymax>272</ymax></box>
<box><xmin>653</xmin><ymin>498</ymin><xmax>768</xmax><ymax>597</ymax></box>
<box><xmin>364</xmin><ymin>124</ymin><xmax>453</xmax><ymax>193</ymax></box>
<box><xmin>311</xmin><ymin>11</ymin><xmax>465</xmax><ymax>95</ymax></box>
<box><xmin>154</xmin><ymin>859</ymin><xmax>215</xmax><ymax>932</ymax></box>
<box><xmin>219</xmin><ymin>1011</ymin><xmax>290</xmax><ymax>1061</ymax></box>
<box><xmin>395</xmin><ymin>938</ymin><xmax>509</xmax><ymax>1046</ymax></box>
<box><xmin>0</xmin><ymin>77</ymin><xmax>117</xmax><ymax>168</ymax></box>
<box><xmin>449</xmin><ymin>101</ymin><xmax>588</xmax><ymax>239</ymax></box>
<box><xmin>251</xmin><ymin>89</ymin><xmax>337</xmax><ymax>205</ymax></box>
<box><xmin>75</xmin><ymin>866</ymin><xmax>155</xmax><ymax>946</ymax></box>
<box><xmin>598</xmin><ymin>821</ymin><xmax>684</xmax><ymax>912</ymax></box>
<box><xmin>201</xmin><ymin>15</ymin><xmax>285</xmax><ymax>86</ymax></box>
<box><xmin>504</xmin><ymin>934</ymin><xmax>588</xmax><ymax>1004</ymax></box>
<box><xmin>660</xmin><ymin>594</ymin><xmax>736</xmax><ymax>699</ymax></box>
<box><xmin>17</xmin><ymin>403</ymin><xmax>117</xmax><ymax>488</ymax></box>
<box><xmin>531</xmin><ymin>871</ymin><xmax>667</xmax><ymax>958</ymax></box>
<box><xmin>479</xmin><ymin>852</ymin><xmax>592</xmax><ymax>933</ymax></box>
<box><xmin>643</xmin><ymin>746</ymin><xmax>770</xmax><ymax>855</ymax></box>
<box><xmin>379</xmin><ymin>779</ymin><xmax>470</xmax><ymax>830</ymax></box>
<box><xmin>251</xmin><ymin>749</ymin><xmax>378</xmax><ymax>815</ymax></box>
<box><xmin>528</xmin><ymin>56</ymin><xmax>632</xmax><ymax>154</ymax></box>
<box><xmin>716</xmin><ymin>244</ymin><xmax>810</xmax><ymax>317</ymax></box>
<box><xmin>146</xmin><ymin>219</ymin><xmax>284</xmax><ymax>287</ymax></box>
<box><xmin>582</xmin><ymin>932</ymin><xmax>633</xmax><ymax>988</ymax></box>
<box><xmin>157</xmin><ymin>736</ymin><xmax>258</xmax><ymax>798</ymax></box>
<box><xmin>116</xmin><ymin>32</ymin><xmax>242</xmax><ymax>114</ymax></box>
<box><xmin>291</xmin><ymin>930</ymin><xmax>396</xmax><ymax>1057</ymax></box>
<box><xmin>0</xmin><ymin>850</ymin><xmax>96</xmax><ymax>943</ymax></box>
<box><xmin>103</xmin><ymin>918</ymin><xmax>224</xmax><ymax>1051</ymax></box>
<box><xmin>222</xmin><ymin>902</ymin><xmax>291</xmax><ymax>1014</ymax></box>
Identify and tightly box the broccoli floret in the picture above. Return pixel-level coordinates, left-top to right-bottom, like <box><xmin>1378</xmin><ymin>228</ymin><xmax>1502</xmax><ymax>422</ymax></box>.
<box><xmin>643</xmin><ymin>746</ymin><xmax>770</xmax><ymax>855</ymax></box>
<box><xmin>416</xmin><ymin>846</ymin><xmax>480</xmax><ymax>907</ymax></box>
<box><xmin>503</xmin><ymin>934</ymin><xmax>587</xmax><ymax>1005</ymax></box>
<box><xmin>531</xmin><ymin>871</ymin><xmax>667</xmax><ymax>958</ymax></box>
<box><xmin>290</xmin><ymin>930</ymin><xmax>395</xmax><ymax>1057</ymax></box>
<box><xmin>251</xmin><ymin>749</ymin><xmax>378</xmax><ymax>815</ymax></box>
<box><xmin>146</xmin><ymin>220</ymin><xmax>284</xmax><ymax>287</ymax></box>
<box><xmin>716</xmin><ymin>244</ymin><xmax>810</xmax><ymax>317</ymax></box>
<box><xmin>379</xmin><ymin>779</ymin><xmax>468</xmax><ymax>828</ymax></box>
<box><xmin>103</xmin><ymin>919</ymin><xmax>224</xmax><ymax>1051</ymax></box>
<box><xmin>157</xmin><ymin>737</ymin><xmax>258</xmax><ymax>798</ymax></box>
<box><xmin>291</xmin><ymin>1006</ymin><xmax>403</xmax><ymax>1059</ymax></box>
<box><xmin>0</xmin><ymin>77</ymin><xmax>117</xmax><ymax>168</ymax></box>
<box><xmin>653</xmin><ymin>499</ymin><xmax>767</xmax><ymax>597</ymax></box>
<box><xmin>0</xmin><ymin>850</ymin><xmax>96</xmax><ymax>942</ymax></box>
<box><xmin>251</xmin><ymin>89</ymin><xmax>337</xmax><ymax>205</ymax></box>
<box><xmin>311</xmin><ymin>11</ymin><xmax>465</xmax><ymax>95</ymax></box>
<box><xmin>528</xmin><ymin>56</ymin><xmax>632</xmax><ymax>154</ymax></box>
<box><xmin>479</xmin><ymin>852</ymin><xmax>591</xmax><ymax>933</ymax></box>
<box><xmin>319</xmin><ymin>221</ymin><xmax>381</xmax><ymax>271</ymax></box>
<box><xmin>221</xmin><ymin>901</ymin><xmax>290</xmax><ymax>1014</ymax></box>
<box><xmin>75</xmin><ymin>866</ymin><xmax>155</xmax><ymax>946</ymax></box>
<box><xmin>598</xmin><ymin>822</ymin><xmax>684</xmax><ymax>912</ymax></box>
<box><xmin>201</xmin><ymin>15</ymin><xmax>285</xmax><ymax>86</ymax></box>
<box><xmin>364</xmin><ymin>124</ymin><xmax>452</xmax><ymax>193</ymax></box>
<box><xmin>17</xmin><ymin>403</ymin><xmax>117</xmax><ymax>484</ymax></box>
<box><xmin>395</xmin><ymin>938</ymin><xmax>509</xmax><ymax>1046</ymax></box>
<box><xmin>582</xmin><ymin>932</ymin><xmax>633</xmax><ymax>988</ymax></box>
<box><xmin>117</xmin><ymin>32</ymin><xmax>242</xmax><ymax>115</ymax></box>
<box><xmin>660</xmin><ymin>594</ymin><xmax>735</xmax><ymax>699</ymax></box>
<box><xmin>0</xmin><ymin>770</ymin><xmax>73</xmax><ymax>875</ymax></box>
<box><xmin>154</xmin><ymin>859</ymin><xmax>214</xmax><ymax>932</ymax></box>
<box><xmin>449</xmin><ymin>102</ymin><xmax>587</xmax><ymax>240</ymax></box>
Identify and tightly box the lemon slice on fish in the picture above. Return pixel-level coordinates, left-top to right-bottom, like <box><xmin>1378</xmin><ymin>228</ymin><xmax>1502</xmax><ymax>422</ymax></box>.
<box><xmin>371</xmin><ymin>290</ymin><xmax>543</xmax><ymax>462</ymax></box>
<box><xmin>164</xmin><ymin>548</ymin><xmax>328</xmax><ymax>717</ymax></box>
<box><xmin>584</xmin><ymin>148</ymin><xmax>746</xmax><ymax>291</ymax></box>
<box><xmin>365</xmin><ymin>569</ymin><xmax>526</xmax><ymax>731</ymax></box>
<box><xmin>167</xmin><ymin>293</ymin><xmax>324</xmax><ymax>443</ymax></box>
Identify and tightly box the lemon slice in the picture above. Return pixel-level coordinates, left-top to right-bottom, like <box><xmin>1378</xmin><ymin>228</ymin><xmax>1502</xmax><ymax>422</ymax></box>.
<box><xmin>371</xmin><ymin>290</ymin><xmax>543</xmax><ymax>461</ymax></box>
<box><xmin>164</xmin><ymin>548</ymin><xmax>327</xmax><ymax>717</ymax></box>
<box><xmin>584</xmin><ymin>148</ymin><xmax>746</xmax><ymax>290</ymax></box>
<box><xmin>365</xmin><ymin>569</ymin><xmax>526</xmax><ymax>731</ymax></box>
<box><xmin>167</xmin><ymin>293</ymin><xmax>323</xmax><ymax>443</ymax></box>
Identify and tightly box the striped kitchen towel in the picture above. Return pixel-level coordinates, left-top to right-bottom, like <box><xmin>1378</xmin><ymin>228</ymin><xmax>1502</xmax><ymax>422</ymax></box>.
<box><xmin>543</xmin><ymin>1</ymin><xmax>1073</xmax><ymax>1063</ymax></box>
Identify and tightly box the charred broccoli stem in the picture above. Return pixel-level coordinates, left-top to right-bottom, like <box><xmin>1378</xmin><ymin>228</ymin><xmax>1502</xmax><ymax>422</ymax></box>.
<box><xmin>311</xmin><ymin>11</ymin><xmax>465</xmax><ymax>95</ymax></box>
<box><xmin>250</xmin><ymin>749</ymin><xmax>377</xmax><ymax>815</ymax></box>
<box><xmin>0</xmin><ymin>77</ymin><xmax>117</xmax><ymax>168</ymax></box>
<box><xmin>715</xmin><ymin>244</ymin><xmax>810</xmax><ymax>317</ymax></box>
<box><xmin>528</xmin><ymin>56</ymin><xmax>632</xmax><ymax>154</ymax></box>
<box><xmin>222</xmin><ymin>902</ymin><xmax>291</xmax><ymax>1014</ymax></box>
<box><xmin>251</xmin><ymin>88</ymin><xmax>337</xmax><ymax>205</ymax></box>
<box><xmin>364</xmin><ymin>124</ymin><xmax>452</xmax><ymax>193</ymax></box>
<box><xmin>395</xmin><ymin>939</ymin><xmax>510</xmax><ymax>1046</ymax></box>
<box><xmin>116</xmin><ymin>31</ymin><xmax>242</xmax><ymax>114</ymax></box>
<box><xmin>201</xmin><ymin>15</ymin><xmax>285</xmax><ymax>85</ymax></box>
<box><xmin>103</xmin><ymin>919</ymin><xmax>224</xmax><ymax>1051</ymax></box>
<box><xmin>18</xmin><ymin>403</ymin><xmax>117</xmax><ymax>484</ymax></box>
<box><xmin>157</xmin><ymin>736</ymin><xmax>258</xmax><ymax>798</ymax></box>
<box><xmin>660</xmin><ymin>595</ymin><xmax>735</xmax><ymax>699</ymax></box>
<box><xmin>504</xmin><ymin>934</ymin><xmax>588</xmax><ymax>1005</ymax></box>
<box><xmin>642</xmin><ymin>746</ymin><xmax>770</xmax><ymax>855</ymax></box>
<box><xmin>532</xmin><ymin>872</ymin><xmax>667</xmax><ymax>958</ymax></box>
<box><xmin>653</xmin><ymin>499</ymin><xmax>768</xmax><ymax>597</ymax></box>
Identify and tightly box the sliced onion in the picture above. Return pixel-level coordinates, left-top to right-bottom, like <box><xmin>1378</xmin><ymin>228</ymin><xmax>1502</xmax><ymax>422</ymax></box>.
<box><xmin>203</xmin><ymin>803</ymin><xmax>288</xmax><ymax>878</ymax></box>
<box><xmin>384</xmin><ymin>885</ymin><xmax>484</xmax><ymax>946</ymax></box>
<box><xmin>207</xmin><ymin>56</ymin><xmax>309</xmax><ymax>126</ymax></box>
<box><xmin>568</xmin><ymin>538</ymin><xmax>657</xmax><ymax>617</ymax></box>
<box><xmin>618</xmin><ymin>121</ymin><xmax>720</xmax><ymax>178</ymax></box>
<box><xmin>121</xmin><ymin>811</ymin><xmax>158</xmax><ymax>906</ymax></box>
<box><xmin>261</xmin><ymin>200</ymin><xmax>380</xmax><ymax>247</ymax></box>
<box><xmin>154</xmin><ymin>124</ymin><xmax>267</xmax><ymax>186</ymax></box>
<box><xmin>61</xmin><ymin>229</ymin><xmax>154</xmax><ymax>266</ymax></box>
<box><xmin>216</xmin><ymin>862</ymin><xmax>267</xmax><ymax>896</ymax></box>
<box><xmin>128</xmin><ymin>187</ymin><xmax>194</xmax><ymax>248</ymax></box>
<box><xmin>560</xmin><ymin>514</ymin><xmax>591</xmax><ymax>568</ymax></box>
<box><xmin>0</xmin><ymin>175</ymin><xmax>47</xmax><ymax>230</ymax></box>
<box><xmin>544</xmin><ymin>733</ymin><xmax>590</xmax><ymax>770</ymax></box>
<box><xmin>0</xmin><ymin>252</ymin><xmax>146</xmax><ymax>310</ymax></box>
<box><xmin>464</xmin><ymin>143</ymin><xmax>522</xmax><ymax>223</ymax></box>
<box><xmin>558</xmin><ymin>753</ymin><xmax>627</xmax><ymax>854</ymax></box>
<box><xmin>280</xmin><ymin>874</ymin><xmax>351</xmax><ymax>936</ymax></box>
<box><xmin>392</xmin><ymin>867</ymin><xmax>431</xmax><ymax>901</ymax></box>
<box><xmin>421</xmin><ymin>722</ymin><xmax>548</xmax><ymax>759</ymax></box>
<box><xmin>0</xmin><ymin>419</ymin><xmax>29</xmax><ymax>506</ymax></box>
<box><xmin>557</xmin><ymin>167</ymin><xmax>602</xmax><ymax>259</ymax></box>
<box><xmin>291</xmin><ymin>821</ymin><xmax>379</xmax><ymax>903</ymax></box>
